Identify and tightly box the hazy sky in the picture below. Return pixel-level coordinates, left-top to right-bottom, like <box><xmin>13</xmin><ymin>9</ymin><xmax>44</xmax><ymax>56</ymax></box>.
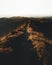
<box><xmin>0</xmin><ymin>0</ymin><xmax>52</xmax><ymax>17</ymax></box>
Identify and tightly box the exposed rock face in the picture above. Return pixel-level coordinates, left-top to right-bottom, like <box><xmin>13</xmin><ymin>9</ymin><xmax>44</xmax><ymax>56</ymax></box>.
<box><xmin>0</xmin><ymin>18</ymin><xmax>52</xmax><ymax>65</ymax></box>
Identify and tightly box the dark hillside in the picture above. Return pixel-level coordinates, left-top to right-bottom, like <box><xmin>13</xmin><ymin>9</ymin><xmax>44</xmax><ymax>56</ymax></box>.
<box><xmin>0</xmin><ymin>17</ymin><xmax>52</xmax><ymax>65</ymax></box>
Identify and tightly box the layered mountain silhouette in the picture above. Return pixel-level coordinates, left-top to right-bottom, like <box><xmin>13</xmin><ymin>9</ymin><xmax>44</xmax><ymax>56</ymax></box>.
<box><xmin>0</xmin><ymin>17</ymin><xmax>52</xmax><ymax>65</ymax></box>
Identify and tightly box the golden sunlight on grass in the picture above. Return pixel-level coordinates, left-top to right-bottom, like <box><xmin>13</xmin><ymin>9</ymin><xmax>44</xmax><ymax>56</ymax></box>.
<box><xmin>0</xmin><ymin>23</ymin><xmax>26</xmax><ymax>53</ymax></box>
<box><xmin>0</xmin><ymin>21</ymin><xmax>52</xmax><ymax>65</ymax></box>
<box><xmin>27</xmin><ymin>25</ymin><xmax>52</xmax><ymax>65</ymax></box>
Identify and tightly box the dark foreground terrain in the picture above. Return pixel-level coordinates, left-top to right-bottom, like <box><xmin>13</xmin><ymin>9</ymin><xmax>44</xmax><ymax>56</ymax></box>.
<box><xmin>0</xmin><ymin>17</ymin><xmax>52</xmax><ymax>65</ymax></box>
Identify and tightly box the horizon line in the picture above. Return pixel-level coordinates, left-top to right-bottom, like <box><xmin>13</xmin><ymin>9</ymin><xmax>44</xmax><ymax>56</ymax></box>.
<box><xmin>0</xmin><ymin>15</ymin><xmax>52</xmax><ymax>18</ymax></box>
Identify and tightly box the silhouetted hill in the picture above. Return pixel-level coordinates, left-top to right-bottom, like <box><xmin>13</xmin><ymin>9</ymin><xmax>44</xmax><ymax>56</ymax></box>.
<box><xmin>0</xmin><ymin>17</ymin><xmax>52</xmax><ymax>65</ymax></box>
<box><xmin>0</xmin><ymin>17</ymin><xmax>52</xmax><ymax>36</ymax></box>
